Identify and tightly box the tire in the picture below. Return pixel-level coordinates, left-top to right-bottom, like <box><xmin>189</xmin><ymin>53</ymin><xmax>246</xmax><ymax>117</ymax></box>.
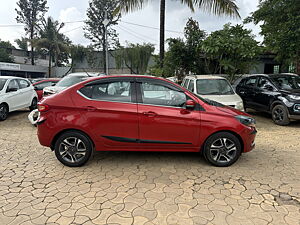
<box><xmin>272</xmin><ymin>104</ymin><xmax>290</xmax><ymax>126</ymax></box>
<box><xmin>29</xmin><ymin>98</ymin><xmax>38</xmax><ymax>111</ymax></box>
<box><xmin>0</xmin><ymin>104</ymin><xmax>9</xmax><ymax>121</ymax></box>
<box><xmin>203</xmin><ymin>132</ymin><xmax>242</xmax><ymax>167</ymax></box>
<box><xmin>54</xmin><ymin>131</ymin><xmax>93</xmax><ymax>167</ymax></box>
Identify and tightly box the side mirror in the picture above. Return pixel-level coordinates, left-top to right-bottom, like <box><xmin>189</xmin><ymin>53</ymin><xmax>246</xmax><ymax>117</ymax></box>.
<box><xmin>7</xmin><ymin>87</ymin><xmax>18</xmax><ymax>92</ymax></box>
<box><xmin>185</xmin><ymin>100</ymin><xmax>196</xmax><ymax>110</ymax></box>
<box><xmin>52</xmin><ymin>83</ymin><xmax>56</xmax><ymax>86</ymax></box>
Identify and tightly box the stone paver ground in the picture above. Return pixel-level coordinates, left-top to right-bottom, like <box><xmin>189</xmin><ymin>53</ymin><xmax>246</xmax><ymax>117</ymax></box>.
<box><xmin>0</xmin><ymin>110</ymin><xmax>299</xmax><ymax>225</ymax></box>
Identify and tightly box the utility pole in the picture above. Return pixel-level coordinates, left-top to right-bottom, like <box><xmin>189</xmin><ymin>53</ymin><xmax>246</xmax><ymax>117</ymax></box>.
<box><xmin>103</xmin><ymin>11</ymin><xmax>110</xmax><ymax>75</ymax></box>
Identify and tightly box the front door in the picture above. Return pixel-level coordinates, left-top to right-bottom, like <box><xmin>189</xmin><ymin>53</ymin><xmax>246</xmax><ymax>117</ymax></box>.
<box><xmin>136</xmin><ymin>79</ymin><xmax>200</xmax><ymax>151</ymax></box>
<box><xmin>5</xmin><ymin>79</ymin><xmax>23</xmax><ymax>111</ymax></box>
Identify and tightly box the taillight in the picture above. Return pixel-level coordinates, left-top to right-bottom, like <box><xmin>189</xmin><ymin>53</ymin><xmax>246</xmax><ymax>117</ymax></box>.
<box><xmin>38</xmin><ymin>104</ymin><xmax>50</xmax><ymax>112</ymax></box>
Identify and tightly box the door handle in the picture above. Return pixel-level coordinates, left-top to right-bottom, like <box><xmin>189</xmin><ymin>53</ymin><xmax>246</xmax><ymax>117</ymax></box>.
<box><xmin>85</xmin><ymin>106</ymin><xmax>97</xmax><ymax>112</ymax></box>
<box><xmin>240</xmin><ymin>91</ymin><xmax>245</xmax><ymax>95</ymax></box>
<box><xmin>143</xmin><ymin>111</ymin><xmax>157</xmax><ymax>117</ymax></box>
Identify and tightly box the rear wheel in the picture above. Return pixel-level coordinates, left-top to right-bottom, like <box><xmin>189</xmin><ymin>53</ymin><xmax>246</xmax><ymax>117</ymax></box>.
<box><xmin>54</xmin><ymin>131</ymin><xmax>93</xmax><ymax>167</ymax></box>
<box><xmin>29</xmin><ymin>98</ymin><xmax>38</xmax><ymax>111</ymax></box>
<box><xmin>0</xmin><ymin>104</ymin><xmax>9</xmax><ymax>121</ymax></box>
<box><xmin>203</xmin><ymin>132</ymin><xmax>242</xmax><ymax>167</ymax></box>
<box><xmin>272</xmin><ymin>105</ymin><xmax>290</xmax><ymax>126</ymax></box>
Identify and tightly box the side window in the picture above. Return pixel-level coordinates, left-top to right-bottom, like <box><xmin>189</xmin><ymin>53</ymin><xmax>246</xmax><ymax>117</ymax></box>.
<box><xmin>141</xmin><ymin>82</ymin><xmax>186</xmax><ymax>107</ymax></box>
<box><xmin>245</xmin><ymin>77</ymin><xmax>257</xmax><ymax>87</ymax></box>
<box><xmin>7</xmin><ymin>79</ymin><xmax>19</xmax><ymax>92</ymax></box>
<box><xmin>79</xmin><ymin>81</ymin><xmax>132</xmax><ymax>103</ymax></box>
<box><xmin>183</xmin><ymin>79</ymin><xmax>189</xmax><ymax>88</ymax></box>
<box><xmin>257</xmin><ymin>77</ymin><xmax>273</xmax><ymax>90</ymax></box>
<box><xmin>18</xmin><ymin>79</ymin><xmax>30</xmax><ymax>89</ymax></box>
<box><xmin>188</xmin><ymin>80</ymin><xmax>194</xmax><ymax>92</ymax></box>
<box><xmin>34</xmin><ymin>81</ymin><xmax>52</xmax><ymax>90</ymax></box>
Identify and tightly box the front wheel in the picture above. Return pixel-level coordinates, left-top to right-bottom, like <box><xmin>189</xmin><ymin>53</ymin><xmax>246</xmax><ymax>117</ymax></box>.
<box><xmin>29</xmin><ymin>98</ymin><xmax>38</xmax><ymax>111</ymax></box>
<box><xmin>203</xmin><ymin>132</ymin><xmax>242</xmax><ymax>167</ymax></box>
<box><xmin>272</xmin><ymin>105</ymin><xmax>290</xmax><ymax>126</ymax></box>
<box><xmin>54</xmin><ymin>131</ymin><xmax>93</xmax><ymax>167</ymax></box>
<box><xmin>0</xmin><ymin>104</ymin><xmax>9</xmax><ymax>121</ymax></box>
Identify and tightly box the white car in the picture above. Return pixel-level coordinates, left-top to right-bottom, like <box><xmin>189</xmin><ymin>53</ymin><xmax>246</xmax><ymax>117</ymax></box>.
<box><xmin>0</xmin><ymin>76</ymin><xmax>38</xmax><ymax>121</ymax></box>
<box><xmin>182</xmin><ymin>75</ymin><xmax>244</xmax><ymax>111</ymax></box>
<box><xmin>43</xmin><ymin>72</ymin><xmax>102</xmax><ymax>97</ymax></box>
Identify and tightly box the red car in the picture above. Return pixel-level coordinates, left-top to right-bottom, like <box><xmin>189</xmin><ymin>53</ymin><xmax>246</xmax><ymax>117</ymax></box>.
<box><xmin>37</xmin><ymin>75</ymin><xmax>257</xmax><ymax>167</ymax></box>
<box><xmin>33</xmin><ymin>79</ymin><xmax>60</xmax><ymax>101</ymax></box>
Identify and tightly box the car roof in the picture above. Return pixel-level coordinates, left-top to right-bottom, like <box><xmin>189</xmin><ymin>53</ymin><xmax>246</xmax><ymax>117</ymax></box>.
<box><xmin>184</xmin><ymin>75</ymin><xmax>227</xmax><ymax>80</ymax></box>
<box><xmin>64</xmin><ymin>72</ymin><xmax>103</xmax><ymax>77</ymax></box>
<box><xmin>0</xmin><ymin>76</ymin><xmax>28</xmax><ymax>79</ymax></box>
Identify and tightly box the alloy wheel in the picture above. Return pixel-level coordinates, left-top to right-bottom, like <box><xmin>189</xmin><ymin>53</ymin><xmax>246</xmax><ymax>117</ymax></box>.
<box><xmin>59</xmin><ymin>137</ymin><xmax>87</xmax><ymax>163</ymax></box>
<box><xmin>0</xmin><ymin>105</ymin><xmax>8</xmax><ymax>120</ymax></box>
<box><xmin>209</xmin><ymin>138</ymin><xmax>237</xmax><ymax>163</ymax></box>
<box><xmin>273</xmin><ymin>108</ymin><xmax>284</xmax><ymax>122</ymax></box>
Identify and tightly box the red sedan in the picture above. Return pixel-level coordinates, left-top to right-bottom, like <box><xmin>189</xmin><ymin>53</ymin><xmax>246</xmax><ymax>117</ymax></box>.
<box><xmin>37</xmin><ymin>75</ymin><xmax>256</xmax><ymax>167</ymax></box>
<box><xmin>33</xmin><ymin>79</ymin><xmax>60</xmax><ymax>101</ymax></box>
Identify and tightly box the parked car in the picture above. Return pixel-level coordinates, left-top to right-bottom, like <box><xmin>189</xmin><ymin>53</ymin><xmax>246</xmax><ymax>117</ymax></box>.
<box><xmin>0</xmin><ymin>76</ymin><xmax>38</xmax><ymax>121</ymax></box>
<box><xmin>43</xmin><ymin>73</ymin><xmax>101</xmax><ymax>97</ymax></box>
<box><xmin>182</xmin><ymin>75</ymin><xmax>244</xmax><ymax>111</ymax></box>
<box><xmin>33</xmin><ymin>78</ymin><xmax>60</xmax><ymax>101</ymax></box>
<box><xmin>37</xmin><ymin>75</ymin><xmax>257</xmax><ymax>167</ymax></box>
<box><xmin>235</xmin><ymin>74</ymin><xmax>300</xmax><ymax>125</ymax></box>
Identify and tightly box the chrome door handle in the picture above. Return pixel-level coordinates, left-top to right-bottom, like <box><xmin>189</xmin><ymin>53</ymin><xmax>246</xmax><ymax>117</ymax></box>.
<box><xmin>143</xmin><ymin>111</ymin><xmax>157</xmax><ymax>117</ymax></box>
<box><xmin>85</xmin><ymin>106</ymin><xmax>97</xmax><ymax>112</ymax></box>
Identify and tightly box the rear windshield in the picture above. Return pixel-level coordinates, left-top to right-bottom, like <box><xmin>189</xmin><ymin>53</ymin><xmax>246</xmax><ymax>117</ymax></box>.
<box><xmin>271</xmin><ymin>75</ymin><xmax>300</xmax><ymax>90</ymax></box>
<box><xmin>56</xmin><ymin>76</ymin><xmax>86</xmax><ymax>87</ymax></box>
<box><xmin>196</xmin><ymin>79</ymin><xmax>234</xmax><ymax>95</ymax></box>
<box><xmin>0</xmin><ymin>78</ymin><xmax>7</xmax><ymax>91</ymax></box>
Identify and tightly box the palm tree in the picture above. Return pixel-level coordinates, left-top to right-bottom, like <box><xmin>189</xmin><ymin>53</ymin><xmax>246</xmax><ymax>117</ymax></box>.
<box><xmin>34</xmin><ymin>17</ymin><xmax>69</xmax><ymax>77</ymax></box>
<box><xmin>117</xmin><ymin>0</ymin><xmax>240</xmax><ymax>69</ymax></box>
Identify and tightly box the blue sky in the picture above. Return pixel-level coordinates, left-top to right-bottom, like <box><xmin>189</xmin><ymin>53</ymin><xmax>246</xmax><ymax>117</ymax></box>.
<box><xmin>0</xmin><ymin>0</ymin><xmax>261</xmax><ymax>52</ymax></box>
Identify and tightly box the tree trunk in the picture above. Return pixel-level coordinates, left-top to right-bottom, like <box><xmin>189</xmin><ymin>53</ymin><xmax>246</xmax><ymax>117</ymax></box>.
<box><xmin>102</xmin><ymin>28</ymin><xmax>107</xmax><ymax>74</ymax></box>
<box><xmin>48</xmin><ymin>52</ymin><xmax>51</xmax><ymax>78</ymax></box>
<box><xmin>30</xmin><ymin>25</ymin><xmax>35</xmax><ymax>65</ymax></box>
<box><xmin>159</xmin><ymin>0</ymin><xmax>166</xmax><ymax>70</ymax></box>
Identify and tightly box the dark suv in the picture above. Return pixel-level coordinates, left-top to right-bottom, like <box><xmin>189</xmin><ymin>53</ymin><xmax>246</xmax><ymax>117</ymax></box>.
<box><xmin>236</xmin><ymin>74</ymin><xmax>300</xmax><ymax>125</ymax></box>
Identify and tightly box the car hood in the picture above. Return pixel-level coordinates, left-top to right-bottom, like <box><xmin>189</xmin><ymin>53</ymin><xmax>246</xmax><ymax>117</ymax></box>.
<box><xmin>279</xmin><ymin>89</ymin><xmax>300</xmax><ymax>95</ymax></box>
<box><xmin>199</xmin><ymin>94</ymin><xmax>242</xmax><ymax>106</ymax></box>
<box><xmin>43</xmin><ymin>86</ymin><xmax>66</xmax><ymax>94</ymax></box>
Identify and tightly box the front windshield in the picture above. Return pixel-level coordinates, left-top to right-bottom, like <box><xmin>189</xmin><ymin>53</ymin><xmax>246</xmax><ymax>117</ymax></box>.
<box><xmin>56</xmin><ymin>76</ymin><xmax>86</xmax><ymax>87</ymax></box>
<box><xmin>271</xmin><ymin>76</ymin><xmax>300</xmax><ymax>90</ymax></box>
<box><xmin>0</xmin><ymin>78</ymin><xmax>7</xmax><ymax>91</ymax></box>
<box><xmin>196</xmin><ymin>79</ymin><xmax>234</xmax><ymax>95</ymax></box>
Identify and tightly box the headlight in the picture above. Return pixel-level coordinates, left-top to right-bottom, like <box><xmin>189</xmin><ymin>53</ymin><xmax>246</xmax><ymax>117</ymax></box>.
<box><xmin>288</xmin><ymin>95</ymin><xmax>300</xmax><ymax>101</ymax></box>
<box><xmin>235</xmin><ymin>115</ymin><xmax>256</xmax><ymax>127</ymax></box>
<box><xmin>236</xmin><ymin>101</ymin><xmax>244</xmax><ymax>111</ymax></box>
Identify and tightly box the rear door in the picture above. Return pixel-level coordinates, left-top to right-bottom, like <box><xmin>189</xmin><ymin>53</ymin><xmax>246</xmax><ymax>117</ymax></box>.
<box><xmin>75</xmin><ymin>77</ymin><xmax>139</xmax><ymax>150</ymax></box>
<box><xmin>17</xmin><ymin>79</ymin><xmax>33</xmax><ymax>107</ymax></box>
<box><xmin>5</xmin><ymin>79</ymin><xmax>22</xmax><ymax>111</ymax></box>
<box><xmin>236</xmin><ymin>76</ymin><xmax>258</xmax><ymax>109</ymax></box>
<box><xmin>136</xmin><ymin>78</ymin><xmax>200</xmax><ymax>151</ymax></box>
<box><xmin>255</xmin><ymin>77</ymin><xmax>277</xmax><ymax>111</ymax></box>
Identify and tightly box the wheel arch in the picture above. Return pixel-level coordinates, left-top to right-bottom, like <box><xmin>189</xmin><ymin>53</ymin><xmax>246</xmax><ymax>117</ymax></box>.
<box><xmin>270</xmin><ymin>100</ymin><xmax>284</xmax><ymax>111</ymax></box>
<box><xmin>50</xmin><ymin>128</ymin><xmax>95</xmax><ymax>151</ymax></box>
<box><xmin>0</xmin><ymin>102</ymin><xmax>9</xmax><ymax>112</ymax></box>
<box><xmin>201</xmin><ymin>130</ymin><xmax>244</xmax><ymax>153</ymax></box>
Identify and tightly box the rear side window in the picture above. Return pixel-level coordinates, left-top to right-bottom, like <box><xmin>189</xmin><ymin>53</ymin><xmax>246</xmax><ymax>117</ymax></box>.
<box><xmin>188</xmin><ymin>80</ymin><xmax>194</xmax><ymax>92</ymax></box>
<box><xmin>34</xmin><ymin>81</ymin><xmax>55</xmax><ymax>90</ymax></box>
<box><xmin>7</xmin><ymin>79</ymin><xmax>19</xmax><ymax>92</ymax></box>
<box><xmin>79</xmin><ymin>81</ymin><xmax>132</xmax><ymax>103</ymax></box>
<box><xmin>183</xmin><ymin>79</ymin><xmax>189</xmax><ymax>88</ymax></box>
<box><xmin>0</xmin><ymin>79</ymin><xmax>7</xmax><ymax>91</ymax></box>
<box><xmin>245</xmin><ymin>77</ymin><xmax>257</xmax><ymax>87</ymax></box>
<box><xmin>18</xmin><ymin>79</ymin><xmax>30</xmax><ymax>89</ymax></box>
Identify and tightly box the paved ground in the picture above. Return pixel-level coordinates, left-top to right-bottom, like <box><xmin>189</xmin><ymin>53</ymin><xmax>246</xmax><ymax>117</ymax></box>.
<box><xmin>0</xmin><ymin>110</ymin><xmax>299</xmax><ymax>225</ymax></box>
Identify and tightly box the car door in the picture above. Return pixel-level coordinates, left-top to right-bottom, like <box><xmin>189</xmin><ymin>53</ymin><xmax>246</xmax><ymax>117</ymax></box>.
<box><xmin>5</xmin><ymin>79</ymin><xmax>22</xmax><ymax>111</ymax></box>
<box><xmin>17</xmin><ymin>79</ymin><xmax>33</xmax><ymax>107</ymax></box>
<box><xmin>255</xmin><ymin>77</ymin><xmax>278</xmax><ymax>112</ymax></box>
<box><xmin>136</xmin><ymin>78</ymin><xmax>200</xmax><ymax>151</ymax></box>
<box><xmin>237</xmin><ymin>77</ymin><xmax>258</xmax><ymax>109</ymax></box>
<box><xmin>75</xmin><ymin>77</ymin><xmax>139</xmax><ymax>150</ymax></box>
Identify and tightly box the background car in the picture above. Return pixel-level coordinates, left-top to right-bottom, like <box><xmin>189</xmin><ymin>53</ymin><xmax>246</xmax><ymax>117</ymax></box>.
<box><xmin>43</xmin><ymin>72</ymin><xmax>101</xmax><ymax>97</ymax></box>
<box><xmin>33</xmin><ymin>78</ymin><xmax>60</xmax><ymax>101</ymax></box>
<box><xmin>235</xmin><ymin>74</ymin><xmax>300</xmax><ymax>125</ymax></box>
<box><xmin>37</xmin><ymin>75</ymin><xmax>256</xmax><ymax>167</ymax></box>
<box><xmin>0</xmin><ymin>76</ymin><xmax>38</xmax><ymax>121</ymax></box>
<box><xmin>182</xmin><ymin>75</ymin><xmax>244</xmax><ymax>111</ymax></box>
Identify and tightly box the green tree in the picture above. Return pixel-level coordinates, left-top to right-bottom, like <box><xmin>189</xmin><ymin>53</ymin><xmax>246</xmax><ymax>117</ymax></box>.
<box><xmin>0</xmin><ymin>40</ymin><xmax>15</xmax><ymax>63</ymax></box>
<box><xmin>15</xmin><ymin>0</ymin><xmax>48</xmax><ymax>65</ymax></box>
<box><xmin>116</xmin><ymin>42</ymin><xmax>155</xmax><ymax>74</ymax></box>
<box><xmin>15</xmin><ymin>37</ymin><xmax>28</xmax><ymax>51</ymax></box>
<box><xmin>202</xmin><ymin>23</ymin><xmax>261</xmax><ymax>81</ymax></box>
<box><xmin>85</xmin><ymin>0</ymin><xmax>120</xmax><ymax>73</ymax></box>
<box><xmin>245</xmin><ymin>0</ymin><xmax>300</xmax><ymax>73</ymax></box>
<box><xmin>117</xmin><ymin>0</ymin><xmax>240</xmax><ymax>69</ymax></box>
<box><xmin>34</xmin><ymin>17</ymin><xmax>69</xmax><ymax>77</ymax></box>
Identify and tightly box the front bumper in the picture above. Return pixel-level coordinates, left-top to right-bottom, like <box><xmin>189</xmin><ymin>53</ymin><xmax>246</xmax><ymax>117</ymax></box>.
<box><xmin>239</xmin><ymin>126</ymin><xmax>257</xmax><ymax>153</ymax></box>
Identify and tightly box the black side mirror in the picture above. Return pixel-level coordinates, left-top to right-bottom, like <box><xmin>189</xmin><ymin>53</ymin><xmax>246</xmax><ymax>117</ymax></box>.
<box><xmin>7</xmin><ymin>87</ymin><xmax>18</xmax><ymax>92</ymax></box>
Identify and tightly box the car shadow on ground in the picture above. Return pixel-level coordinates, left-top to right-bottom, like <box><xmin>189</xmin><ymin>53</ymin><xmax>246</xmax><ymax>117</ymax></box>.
<box><xmin>3</xmin><ymin>109</ymin><xmax>30</xmax><ymax>120</ymax></box>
